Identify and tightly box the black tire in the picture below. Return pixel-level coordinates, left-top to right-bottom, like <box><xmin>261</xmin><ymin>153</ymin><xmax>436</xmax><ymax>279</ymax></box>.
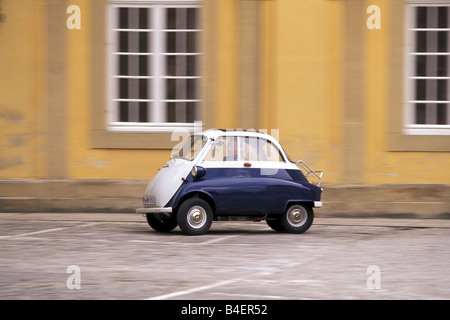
<box><xmin>280</xmin><ymin>204</ymin><xmax>314</xmax><ymax>234</ymax></box>
<box><xmin>176</xmin><ymin>198</ymin><xmax>213</xmax><ymax>235</ymax></box>
<box><xmin>146</xmin><ymin>213</ymin><xmax>177</xmax><ymax>232</ymax></box>
<box><xmin>266</xmin><ymin>217</ymin><xmax>285</xmax><ymax>232</ymax></box>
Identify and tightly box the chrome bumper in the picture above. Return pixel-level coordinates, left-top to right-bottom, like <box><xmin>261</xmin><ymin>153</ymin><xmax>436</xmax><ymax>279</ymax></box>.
<box><xmin>313</xmin><ymin>201</ymin><xmax>322</xmax><ymax>208</ymax></box>
<box><xmin>136</xmin><ymin>207</ymin><xmax>173</xmax><ymax>214</ymax></box>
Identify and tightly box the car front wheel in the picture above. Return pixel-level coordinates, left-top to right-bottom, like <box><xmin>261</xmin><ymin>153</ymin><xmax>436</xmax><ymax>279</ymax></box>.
<box><xmin>177</xmin><ymin>198</ymin><xmax>213</xmax><ymax>235</ymax></box>
<box><xmin>146</xmin><ymin>213</ymin><xmax>178</xmax><ymax>232</ymax></box>
<box><xmin>280</xmin><ymin>204</ymin><xmax>314</xmax><ymax>234</ymax></box>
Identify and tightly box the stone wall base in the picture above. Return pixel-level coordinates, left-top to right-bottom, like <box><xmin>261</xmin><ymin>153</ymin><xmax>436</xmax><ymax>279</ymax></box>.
<box><xmin>0</xmin><ymin>180</ymin><xmax>449</xmax><ymax>218</ymax></box>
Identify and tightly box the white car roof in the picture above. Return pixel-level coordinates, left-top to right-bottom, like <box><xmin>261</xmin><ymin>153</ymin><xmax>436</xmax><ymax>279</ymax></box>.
<box><xmin>197</xmin><ymin>129</ymin><xmax>275</xmax><ymax>141</ymax></box>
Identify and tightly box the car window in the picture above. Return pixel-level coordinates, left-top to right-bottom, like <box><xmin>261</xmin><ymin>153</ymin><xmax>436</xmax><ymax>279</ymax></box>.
<box><xmin>204</xmin><ymin>136</ymin><xmax>239</xmax><ymax>161</ymax></box>
<box><xmin>204</xmin><ymin>136</ymin><xmax>284</xmax><ymax>162</ymax></box>
<box><xmin>241</xmin><ymin>137</ymin><xmax>284</xmax><ymax>162</ymax></box>
<box><xmin>172</xmin><ymin>134</ymin><xmax>207</xmax><ymax>161</ymax></box>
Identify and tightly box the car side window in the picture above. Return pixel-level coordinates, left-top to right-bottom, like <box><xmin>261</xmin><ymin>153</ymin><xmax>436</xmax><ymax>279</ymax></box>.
<box><xmin>240</xmin><ymin>137</ymin><xmax>284</xmax><ymax>162</ymax></box>
<box><xmin>204</xmin><ymin>136</ymin><xmax>239</xmax><ymax>161</ymax></box>
<box><xmin>263</xmin><ymin>140</ymin><xmax>284</xmax><ymax>162</ymax></box>
<box><xmin>203</xmin><ymin>135</ymin><xmax>284</xmax><ymax>162</ymax></box>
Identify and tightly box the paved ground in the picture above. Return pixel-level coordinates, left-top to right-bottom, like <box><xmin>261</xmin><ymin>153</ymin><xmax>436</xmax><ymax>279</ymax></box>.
<box><xmin>1</xmin><ymin>213</ymin><xmax>450</xmax><ymax>300</ymax></box>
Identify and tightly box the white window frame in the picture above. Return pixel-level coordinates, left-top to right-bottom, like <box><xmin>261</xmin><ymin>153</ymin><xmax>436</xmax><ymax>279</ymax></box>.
<box><xmin>106</xmin><ymin>0</ymin><xmax>202</xmax><ymax>133</ymax></box>
<box><xmin>404</xmin><ymin>1</ymin><xmax>450</xmax><ymax>135</ymax></box>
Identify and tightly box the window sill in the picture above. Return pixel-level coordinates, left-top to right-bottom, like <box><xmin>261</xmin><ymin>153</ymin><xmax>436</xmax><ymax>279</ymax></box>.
<box><xmin>107</xmin><ymin>121</ymin><xmax>202</xmax><ymax>133</ymax></box>
<box><xmin>388</xmin><ymin>131</ymin><xmax>450</xmax><ymax>152</ymax></box>
<box><xmin>92</xmin><ymin>130</ymin><xmax>178</xmax><ymax>149</ymax></box>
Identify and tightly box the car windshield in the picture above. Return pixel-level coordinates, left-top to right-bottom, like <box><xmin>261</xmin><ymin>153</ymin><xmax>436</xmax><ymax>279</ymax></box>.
<box><xmin>171</xmin><ymin>134</ymin><xmax>207</xmax><ymax>161</ymax></box>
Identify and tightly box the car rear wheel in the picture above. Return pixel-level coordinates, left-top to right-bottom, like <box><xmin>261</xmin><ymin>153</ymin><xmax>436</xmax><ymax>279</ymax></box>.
<box><xmin>146</xmin><ymin>213</ymin><xmax>178</xmax><ymax>232</ymax></box>
<box><xmin>177</xmin><ymin>198</ymin><xmax>213</xmax><ymax>235</ymax></box>
<box><xmin>281</xmin><ymin>204</ymin><xmax>314</xmax><ymax>234</ymax></box>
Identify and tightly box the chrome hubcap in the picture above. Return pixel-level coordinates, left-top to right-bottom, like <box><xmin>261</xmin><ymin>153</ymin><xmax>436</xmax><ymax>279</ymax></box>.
<box><xmin>187</xmin><ymin>206</ymin><xmax>207</xmax><ymax>229</ymax></box>
<box><xmin>287</xmin><ymin>206</ymin><xmax>307</xmax><ymax>227</ymax></box>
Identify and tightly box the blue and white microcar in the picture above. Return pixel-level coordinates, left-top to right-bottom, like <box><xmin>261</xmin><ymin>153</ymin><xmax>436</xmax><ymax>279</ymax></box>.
<box><xmin>136</xmin><ymin>129</ymin><xmax>323</xmax><ymax>235</ymax></box>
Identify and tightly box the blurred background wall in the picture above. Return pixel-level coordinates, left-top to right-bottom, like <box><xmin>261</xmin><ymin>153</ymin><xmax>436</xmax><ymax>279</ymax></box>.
<box><xmin>0</xmin><ymin>0</ymin><xmax>449</xmax><ymax>216</ymax></box>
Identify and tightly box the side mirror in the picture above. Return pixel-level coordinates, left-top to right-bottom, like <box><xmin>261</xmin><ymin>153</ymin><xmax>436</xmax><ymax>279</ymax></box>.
<box><xmin>191</xmin><ymin>166</ymin><xmax>206</xmax><ymax>180</ymax></box>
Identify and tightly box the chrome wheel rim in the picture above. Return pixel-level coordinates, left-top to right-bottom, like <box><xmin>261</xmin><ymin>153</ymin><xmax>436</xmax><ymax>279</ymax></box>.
<box><xmin>187</xmin><ymin>206</ymin><xmax>207</xmax><ymax>229</ymax></box>
<box><xmin>287</xmin><ymin>206</ymin><xmax>307</xmax><ymax>227</ymax></box>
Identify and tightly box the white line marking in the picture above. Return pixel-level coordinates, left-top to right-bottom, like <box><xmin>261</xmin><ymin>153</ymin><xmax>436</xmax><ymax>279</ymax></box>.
<box><xmin>129</xmin><ymin>239</ymin><xmax>181</xmax><ymax>245</ymax></box>
<box><xmin>210</xmin><ymin>292</ymin><xmax>287</xmax><ymax>299</ymax></box>
<box><xmin>199</xmin><ymin>235</ymin><xmax>239</xmax><ymax>245</ymax></box>
<box><xmin>147</xmin><ymin>279</ymin><xmax>241</xmax><ymax>300</ymax></box>
<box><xmin>0</xmin><ymin>227</ymin><xmax>68</xmax><ymax>239</ymax></box>
<box><xmin>130</xmin><ymin>234</ymin><xmax>239</xmax><ymax>246</ymax></box>
<box><xmin>0</xmin><ymin>222</ymin><xmax>100</xmax><ymax>239</ymax></box>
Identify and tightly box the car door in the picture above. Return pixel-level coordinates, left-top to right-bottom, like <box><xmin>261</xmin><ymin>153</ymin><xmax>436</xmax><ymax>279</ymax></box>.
<box><xmin>236</xmin><ymin>136</ymin><xmax>288</xmax><ymax>213</ymax></box>
<box><xmin>201</xmin><ymin>135</ymin><xmax>287</xmax><ymax>214</ymax></box>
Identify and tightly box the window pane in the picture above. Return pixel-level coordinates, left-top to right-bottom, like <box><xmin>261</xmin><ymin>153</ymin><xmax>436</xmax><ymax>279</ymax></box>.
<box><xmin>166</xmin><ymin>79</ymin><xmax>176</xmax><ymax>100</ymax></box>
<box><xmin>241</xmin><ymin>137</ymin><xmax>259</xmax><ymax>161</ymax></box>
<box><xmin>416</xmin><ymin>79</ymin><xmax>426</xmax><ymax>100</ymax></box>
<box><xmin>415</xmin><ymin>55</ymin><xmax>426</xmax><ymax>76</ymax></box>
<box><xmin>416</xmin><ymin>31</ymin><xmax>426</xmax><ymax>53</ymax></box>
<box><xmin>438</xmin><ymin>55</ymin><xmax>447</xmax><ymax>77</ymax></box>
<box><xmin>187</xmin><ymin>79</ymin><xmax>197</xmax><ymax>99</ymax></box>
<box><xmin>167</xmin><ymin>8</ymin><xmax>177</xmax><ymax>29</ymax></box>
<box><xmin>408</xmin><ymin>5</ymin><xmax>450</xmax><ymax>128</ymax></box>
<box><xmin>119</xmin><ymin>101</ymin><xmax>128</xmax><ymax>122</ymax></box>
<box><xmin>416</xmin><ymin>7</ymin><xmax>427</xmax><ymax>28</ymax></box>
<box><xmin>166</xmin><ymin>32</ymin><xmax>177</xmax><ymax>52</ymax></box>
<box><xmin>110</xmin><ymin>4</ymin><xmax>201</xmax><ymax>126</ymax></box>
<box><xmin>166</xmin><ymin>8</ymin><xmax>198</xmax><ymax>30</ymax></box>
<box><xmin>438</xmin><ymin>80</ymin><xmax>447</xmax><ymax>101</ymax></box>
<box><xmin>119</xmin><ymin>78</ymin><xmax>128</xmax><ymax>99</ymax></box>
<box><xmin>416</xmin><ymin>104</ymin><xmax>426</xmax><ymax>124</ymax></box>
<box><xmin>165</xmin><ymin>55</ymin><xmax>198</xmax><ymax>77</ymax></box>
<box><xmin>139</xmin><ymin>79</ymin><xmax>148</xmax><ymax>99</ymax></box>
<box><xmin>139</xmin><ymin>55</ymin><xmax>149</xmax><ymax>76</ymax></box>
<box><xmin>438</xmin><ymin>7</ymin><xmax>448</xmax><ymax>28</ymax></box>
<box><xmin>187</xmin><ymin>32</ymin><xmax>197</xmax><ymax>52</ymax></box>
<box><xmin>139</xmin><ymin>32</ymin><xmax>148</xmax><ymax>52</ymax></box>
<box><xmin>128</xmin><ymin>8</ymin><xmax>139</xmax><ymax>29</ymax></box>
<box><xmin>119</xmin><ymin>55</ymin><xmax>128</xmax><ymax>75</ymax></box>
<box><xmin>167</xmin><ymin>102</ymin><xmax>186</xmax><ymax>123</ymax></box>
<box><xmin>166</xmin><ymin>55</ymin><xmax>176</xmax><ymax>76</ymax></box>
<box><xmin>139</xmin><ymin>102</ymin><xmax>148</xmax><ymax>122</ymax></box>
<box><xmin>119</xmin><ymin>31</ymin><xmax>128</xmax><ymax>52</ymax></box>
<box><xmin>437</xmin><ymin>104</ymin><xmax>447</xmax><ymax>124</ymax></box>
<box><xmin>139</xmin><ymin>8</ymin><xmax>148</xmax><ymax>29</ymax></box>
<box><xmin>438</xmin><ymin>31</ymin><xmax>447</xmax><ymax>52</ymax></box>
<box><xmin>128</xmin><ymin>55</ymin><xmax>140</xmax><ymax>76</ymax></box>
<box><xmin>187</xmin><ymin>55</ymin><xmax>197</xmax><ymax>76</ymax></box>
<box><xmin>263</xmin><ymin>141</ymin><xmax>283</xmax><ymax>162</ymax></box>
<box><xmin>167</xmin><ymin>102</ymin><xmax>176</xmax><ymax>122</ymax></box>
<box><xmin>186</xmin><ymin>102</ymin><xmax>197</xmax><ymax>123</ymax></box>
<box><xmin>223</xmin><ymin>137</ymin><xmax>238</xmax><ymax>161</ymax></box>
<box><xmin>187</xmin><ymin>8</ymin><xmax>198</xmax><ymax>29</ymax></box>
<box><xmin>119</xmin><ymin>8</ymin><xmax>128</xmax><ymax>29</ymax></box>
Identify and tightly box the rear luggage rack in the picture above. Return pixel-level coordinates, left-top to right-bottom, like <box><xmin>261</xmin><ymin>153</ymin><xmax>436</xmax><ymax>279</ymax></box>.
<box><xmin>295</xmin><ymin>160</ymin><xmax>323</xmax><ymax>187</ymax></box>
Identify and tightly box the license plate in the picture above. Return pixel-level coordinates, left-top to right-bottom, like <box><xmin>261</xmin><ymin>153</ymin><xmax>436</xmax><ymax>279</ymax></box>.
<box><xmin>143</xmin><ymin>195</ymin><xmax>156</xmax><ymax>206</ymax></box>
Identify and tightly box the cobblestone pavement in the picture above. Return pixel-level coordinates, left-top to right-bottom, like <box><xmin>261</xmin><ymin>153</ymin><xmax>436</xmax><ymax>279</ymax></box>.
<box><xmin>1</xmin><ymin>214</ymin><xmax>449</xmax><ymax>299</ymax></box>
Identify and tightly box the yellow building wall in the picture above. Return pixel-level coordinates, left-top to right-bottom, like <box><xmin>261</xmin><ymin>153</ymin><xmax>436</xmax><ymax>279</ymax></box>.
<box><xmin>364</xmin><ymin>0</ymin><xmax>450</xmax><ymax>184</ymax></box>
<box><xmin>1</xmin><ymin>0</ymin><xmax>448</xmax><ymax>184</ymax></box>
<box><xmin>0</xmin><ymin>0</ymin><xmax>46</xmax><ymax>179</ymax></box>
<box><xmin>214</xmin><ymin>0</ymin><xmax>238</xmax><ymax>129</ymax></box>
<box><xmin>264</xmin><ymin>0</ymin><xmax>449</xmax><ymax>185</ymax></box>
<box><xmin>265</xmin><ymin>0</ymin><xmax>340</xmax><ymax>183</ymax></box>
<box><xmin>65</xmin><ymin>0</ymin><xmax>171</xmax><ymax>179</ymax></box>
<box><xmin>65</xmin><ymin>0</ymin><xmax>240</xmax><ymax>179</ymax></box>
